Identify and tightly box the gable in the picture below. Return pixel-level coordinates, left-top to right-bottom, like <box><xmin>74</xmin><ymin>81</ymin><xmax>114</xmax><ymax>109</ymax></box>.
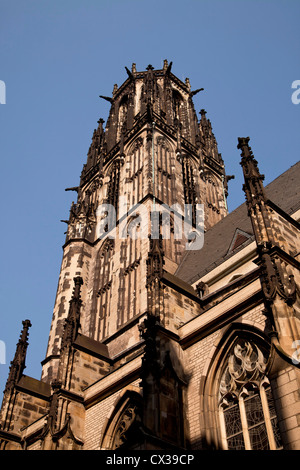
<box><xmin>227</xmin><ymin>228</ymin><xmax>252</xmax><ymax>254</ymax></box>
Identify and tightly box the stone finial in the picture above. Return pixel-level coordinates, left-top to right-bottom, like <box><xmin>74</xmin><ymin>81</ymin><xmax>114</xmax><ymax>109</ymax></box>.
<box><xmin>61</xmin><ymin>277</ymin><xmax>83</xmax><ymax>350</ymax></box>
<box><xmin>112</xmin><ymin>84</ymin><xmax>118</xmax><ymax>97</ymax></box>
<box><xmin>146</xmin><ymin>234</ymin><xmax>165</xmax><ymax>287</ymax></box>
<box><xmin>5</xmin><ymin>319</ymin><xmax>32</xmax><ymax>391</ymax></box>
<box><xmin>238</xmin><ymin>137</ymin><xmax>266</xmax><ymax>208</ymax></box>
<box><xmin>185</xmin><ymin>78</ymin><xmax>191</xmax><ymax>91</ymax></box>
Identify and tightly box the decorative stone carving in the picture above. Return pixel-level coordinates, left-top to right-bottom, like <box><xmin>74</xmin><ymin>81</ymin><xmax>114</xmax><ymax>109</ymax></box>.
<box><xmin>196</xmin><ymin>281</ymin><xmax>209</xmax><ymax>298</ymax></box>
<box><xmin>4</xmin><ymin>320</ymin><xmax>32</xmax><ymax>392</ymax></box>
<box><xmin>60</xmin><ymin>277</ymin><xmax>83</xmax><ymax>351</ymax></box>
<box><xmin>146</xmin><ymin>235</ymin><xmax>164</xmax><ymax>287</ymax></box>
<box><xmin>258</xmin><ymin>243</ymin><xmax>297</xmax><ymax>306</ymax></box>
<box><xmin>219</xmin><ymin>339</ymin><xmax>268</xmax><ymax>400</ymax></box>
<box><xmin>112</xmin><ymin>405</ymin><xmax>139</xmax><ymax>449</ymax></box>
<box><xmin>238</xmin><ymin>137</ymin><xmax>266</xmax><ymax>212</ymax></box>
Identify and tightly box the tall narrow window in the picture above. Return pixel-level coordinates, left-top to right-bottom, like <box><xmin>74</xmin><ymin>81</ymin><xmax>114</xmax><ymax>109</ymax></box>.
<box><xmin>182</xmin><ymin>157</ymin><xmax>197</xmax><ymax>227</ymax></box>
<box><xmin>219</xmin><ymin>339</ymin><xmax>283</xmax><ymax>450</ymax></box>
<box><xmin>106</xmin><ymin>160</ymin><xmax>121</xmax><ymax>218</ymax></box>
<box><xmin>93</xmin><ymin>240</ymin><xmax>114</xmax><ymax>341</ymax></box>
<box><xmin>118</xmin><ymin>95</ymin><xmax>128</xmax><ymax>140</ymax></box>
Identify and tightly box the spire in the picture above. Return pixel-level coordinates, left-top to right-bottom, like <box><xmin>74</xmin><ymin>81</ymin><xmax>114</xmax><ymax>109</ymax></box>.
<box><xmin>238</xmin><ymin>137</ymin><xmax>266</xmax><ymax>212</ymax></box>
<box><xmin>143</xmin><ymin>64</ymin><xmax>158</xmax><ymax>107</ymax></box>
<box><xmin>87</xmin><ymin>118</ymin><xmax>105</xmax><ymax>165</ymax></box>
<box><xmin>238</xmin><ymin>137</ymin><xmax>297</xmax><ymax>310</ymax></box>
<box><xmin>46</xmin><ymin>379</ymin><xmax>62</xmax><ymax>433</ymax></box>
<box><xmin>80</xmin><ymin>117</ymin><xmax>106</xmax><ymax>182</ymax></box>
<box><xmin>60</xmin><ymin>277</ymin><xmax>83</xmax><ymax>351</ymax></box>
<box><xmin>199</xmin><ymin>109</ymin><xmax>220</xmax><ymax>162</ymax></box>
<box><xmin>146</xmin><ymin>236</ymin><xmax>165</xmax><ymax>288</ymax></box>
<box><xmin>199</xmin><ymin>109</ymin><xmax>210</xmax><ymax>137</ymax></box>
<box><xmin>5</xmin><ymin>319</ymin><xmax>31</xmax><ymax>391</ymax></box>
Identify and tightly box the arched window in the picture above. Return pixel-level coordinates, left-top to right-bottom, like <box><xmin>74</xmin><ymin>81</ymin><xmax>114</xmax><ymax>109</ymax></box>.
<box><xmin>218</xmin><ymin>339</ymin><xmax>282</xmax><ymax>450</ymax></box>
<box><xmin>100</xmin><ymin>388</ymin><xmax>142</xmax><ymax>450</ymax></box>
<box><xmin>118</xmin><ymin>94</ymin><xmax>129</xmax><ymax>139</ymax></box>
<box><xmin>172</xmin><ymin>89</ymin><xmax>184</xmax><ymax>125</ymax></box>
<box><xmin>182</xmin><ymin>157</ymin><xmax>198</xmax><ymax>227</ymax></box>
<box><xmin>92</xmin><ymin>239</ymin><xmax>114</xmax><ymax>341</ymax></box>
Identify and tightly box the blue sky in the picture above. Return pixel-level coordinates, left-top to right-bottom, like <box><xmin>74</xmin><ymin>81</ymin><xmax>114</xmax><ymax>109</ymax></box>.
<box><xmin>0</xmin><ymin>0</ymin><xmax>299</xmax><ymax>389</ymax></box>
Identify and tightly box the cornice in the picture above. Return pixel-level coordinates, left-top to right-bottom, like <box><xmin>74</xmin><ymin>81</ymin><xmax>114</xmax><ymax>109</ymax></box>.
<box><xmin>179</xmin><ymin>285</ymin><xmax>263</xmax><ymax>350</ymax></box>
<box><xmin>80</xmin><ymin>109</ymin><xmax>202</xmax><ymax>189</ymax></box>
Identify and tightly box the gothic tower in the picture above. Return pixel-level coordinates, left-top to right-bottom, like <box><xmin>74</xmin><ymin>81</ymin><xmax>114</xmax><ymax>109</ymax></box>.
<box><xmin>2</xmin><ymin>62</ymin><xmax>298</xmax><ymax>451</ymax></box>
<box><xmin>41</xmin><ymin>61</ymin><xmax>229</xmax><ymax>384</ymax></box>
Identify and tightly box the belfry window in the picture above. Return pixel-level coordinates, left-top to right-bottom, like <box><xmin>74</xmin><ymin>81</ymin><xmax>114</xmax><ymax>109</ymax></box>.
<box><xmin>219</xmin><ymin>339</ymin><xmax>283</xmax><ymax>450</ymax></box>
<box><xmin>172</xmin><ymin>89</ymin><xmax>183</xmax><ymax>125</ymax></box>
<box><xmin>118</xmin><ymin>94</ymin><xmax>129</xmax><ymax>139</ymax></box>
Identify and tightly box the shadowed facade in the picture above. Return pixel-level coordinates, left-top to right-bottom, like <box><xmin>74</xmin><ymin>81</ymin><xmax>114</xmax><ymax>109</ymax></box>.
<box><xmin>1</xmin><ymin>62</ymin><xmax>299</xmax><ymax>450</ymax></box>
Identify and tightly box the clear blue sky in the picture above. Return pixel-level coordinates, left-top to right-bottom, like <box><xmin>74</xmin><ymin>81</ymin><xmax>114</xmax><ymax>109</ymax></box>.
<box><xmin>0</xmin><ymin>0</ymin><xmax>299</xmax><ymax>389</ymax></box>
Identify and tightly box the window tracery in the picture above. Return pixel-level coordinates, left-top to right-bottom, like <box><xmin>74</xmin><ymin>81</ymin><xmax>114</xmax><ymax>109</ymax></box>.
<box><xmin>219</xmin><ymin>339</ymin><xmax>282</xmax><ymax>450</ymax></box>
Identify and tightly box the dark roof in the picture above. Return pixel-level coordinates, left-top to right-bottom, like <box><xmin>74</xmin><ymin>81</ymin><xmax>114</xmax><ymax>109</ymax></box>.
<box><xmin>74</xmin><ymin>333</ymin><xmax>111</xmax><ymax>361</ymax></box>
<box><xmin>175</xmin><ymin>161</ymin><xmax>300</xmax><ymax>285</ymax></box>
<box><xmin>17</xmin><ymin>375</ymin><xmax>51</xmax><ymax>399</ymax></box>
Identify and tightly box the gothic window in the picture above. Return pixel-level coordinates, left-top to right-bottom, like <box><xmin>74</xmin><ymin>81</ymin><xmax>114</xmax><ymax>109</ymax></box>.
<box><xmin>126</xmin><ymin>137</ymin><xmax>143</xmax><ymax>208</ymax></box>
<box><xmin>156</xmin><ymin>136</ymin><xmax>174</xmax><ymax>206</ymax></box>
<box><xmin>94</xmin><ymin>240</ymin><xmax>114</xmax><ymax>341</ymax></box>
<box><xmin>205</xmin><ymin>172</ymin><xmax>220</xmax><ymax>214</ymax></box>
<box><xmin>99</xmin><ymin>389</ymin><xmax>142</xmax><ymax>450</ymax></box>
<box><xmin>218</xmin><ymin>339</ymin><xmax>282</xmax><ymax>450</ymax></box>
<box><xmin>182</xmin><ymin>157</ymin><xmax>197</xmax><ymax>226</ymax></box>
<box><xmin>106</xmin><ymin>160</ymin><xmax>121</xmax><ymax>218</ymax></box>
<box><xmin>172</xmin><ymin>89</ymin><xmax>184</xmax><ymax>125</ymax></box>
<box><xmin>118</xmin><ymin>94</ymin><xmax>129</xmax><ymax>139</ymax></box>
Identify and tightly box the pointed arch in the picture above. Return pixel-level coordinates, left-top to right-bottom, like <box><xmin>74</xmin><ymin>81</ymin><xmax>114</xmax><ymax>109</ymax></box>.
<box><xmin>181</xmin><ymin>155</ymin><xmax>199</xmax><ymax>226</ymax></box>
<box><xmin>172</xmin><ymin>89</ymin><xmax>184</xmax><ymax>123</ymax></box>
<box><xmin>126</xmin><ymin>135</ymin><xmax>144</xmax><ymax>156</ymax></box>
<box><xmin>103</xmin><ymin>158</ymin><xmax>123</xmax><ymax>217</ymax></box>
<box><xmin>99</xmin><ymin>386</ymin><xmax>143</xmax><ymax>450</ymax></box>
<box><xmin>117</xmin><ymin>93</ymin><xmax>129</xmax><ymax>139</ymax></box>
<box><xmin>123</xmin><ymin>135</ymin><xmax>144</xmax><ymax>209</ymax></box>
<box><xmin>199</xmin><ymin>323</ymin><xmax>282</xmax><ymax>450</ymax></box>
<box><xmin>154</xmin><ymin>134</ymin><xmax>176</xmax><ymax>207</ymax></box>
<box><xmin>92</xmin><ymin>238</ymin><xmax>115</xmax><ymax>341</ymax></box>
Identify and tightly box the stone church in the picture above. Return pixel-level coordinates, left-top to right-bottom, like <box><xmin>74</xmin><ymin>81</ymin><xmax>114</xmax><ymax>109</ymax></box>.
<box><xmin>1</xmin><ymin>62</ymin><xmax>299</xmax><ymax>450</ymax></box>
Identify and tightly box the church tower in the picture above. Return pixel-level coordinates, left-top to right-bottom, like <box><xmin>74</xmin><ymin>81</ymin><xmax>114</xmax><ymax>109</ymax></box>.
<box><xmin>3</xmin><ymin>62</ymin><xmax>297</xmax><ymax>452</ymax></box>
<box><xmin>41</xmin><ymin>61</ymin><xmax>229</xmax><ymax>384</ymax></box>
